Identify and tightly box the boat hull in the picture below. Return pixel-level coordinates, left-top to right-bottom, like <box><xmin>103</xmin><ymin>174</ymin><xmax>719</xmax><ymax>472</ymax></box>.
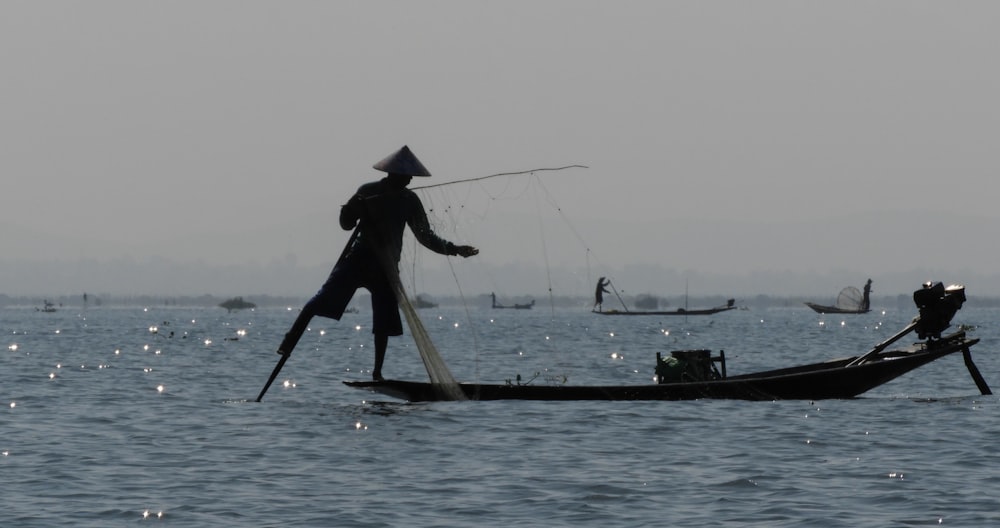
<box><xmin>804</xmin><ymin>302</ymin><xmax>870</xmax><ymax>314</ymax></box>
<box><xmin>595</xmin><ymin>306</ymin><xmax>736</xmax><ymax>316</ymax></box>
<box><xmin>345</xmin><ymin>334</ymin><xmax>980</xmax><ymax>402</ymax></box>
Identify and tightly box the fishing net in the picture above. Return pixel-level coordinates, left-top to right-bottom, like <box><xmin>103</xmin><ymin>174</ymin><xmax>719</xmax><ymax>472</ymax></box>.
<box><xmin>836</xmin><ymin>286</ymin><xmax>864</xmax><ymax>310</ymax></box>
<box><xmin>375</xmin><ymin>240</ymin><xmax>467</xmax><ymax>401</ymax></box>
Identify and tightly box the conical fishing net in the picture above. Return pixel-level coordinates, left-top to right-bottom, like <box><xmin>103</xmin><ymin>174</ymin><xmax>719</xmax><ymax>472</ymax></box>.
<box><xmin>836</xmin><ymin>286</ymin><xmax>864</xmax><ymax>310</ymax></box>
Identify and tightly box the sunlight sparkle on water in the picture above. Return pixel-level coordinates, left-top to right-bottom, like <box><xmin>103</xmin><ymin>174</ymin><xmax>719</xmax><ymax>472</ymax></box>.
<box><xmin>9</xmin><ymin>401</ymin><xmax>15</xmax><ymax>408</ymax></box>
<box><xmin>142</xmin><ymin>510</ymin><xmax>164</xmax><ymax>520</ymax></box>
<box><xmin>7</xmin><ymin>344</ymin><xmax>16</xmax><ymax>351</ymax></box>
<box><xmin>283</xmin><ymin>379</ymin><xmax>297</xmax><ymax>388</ymax></box>
<box><xmin>203</xmin><ymin>339</ymin><xmax>212</xmax><ymax>346</ymax></box>
<box><xmin>156</xmin><ymin>385</ymin><xmax>165</xmax><ymax>393</ymax></box>
<box><xmin>319</xmin><ymin>330</ymin><xmax>326</xmax><ymax>336</ymax></box>
<box><xmin>355</xmin><ymin>421</ymin><xmax>367</xmax><ymax>430</ymax></box>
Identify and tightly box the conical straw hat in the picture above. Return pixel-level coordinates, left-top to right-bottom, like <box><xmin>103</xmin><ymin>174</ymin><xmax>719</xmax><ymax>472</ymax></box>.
<box><xmin>372</xmin><ymin>145</ymin><xmax>431</xmax><ymax>177</ymax></box>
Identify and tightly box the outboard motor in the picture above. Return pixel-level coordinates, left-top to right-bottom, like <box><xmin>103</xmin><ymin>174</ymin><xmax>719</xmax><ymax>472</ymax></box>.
<box><xmin>912</xmin><ymin>282</ymin><xmax>966</xmax><ymax>340</ymax></box>
<box><xmin>655</xmin><ymin>350</ymin><xmax>725</xmax><ymax>383</ymax></box>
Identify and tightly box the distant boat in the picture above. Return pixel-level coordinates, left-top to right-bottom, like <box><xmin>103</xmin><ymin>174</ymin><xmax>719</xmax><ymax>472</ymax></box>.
<box><xmin>37</xmin><ymin>300</ymin><xmax>57</xmax><ymax>313</ymax></box>
<box><xmin>415</xmin><ymin>295</ymin><xmax>438</xmax><ymax>309</ymax></box>
<box><xmin>596</xmin><ymin>299</ymin><xmax>737</xmax><ymax>316</ymax></box>
<box><xmin>491</xmin><ymin>292</ymin><xmax>535</xmax><ymax>310</ymax></box>
<box><xmin>593</xmin><ymin>278</ymin><xmax>736</xmax><ymax>316</ymax></box>
<box><xmin>219</xmin><ymin>296</ymin><xmax>256</xmax><ymax>312</ymax></box>
<box><xmin>805</xmin><ymin>279</ymin><xmax>872</xmax><ymax>314</ymax></box>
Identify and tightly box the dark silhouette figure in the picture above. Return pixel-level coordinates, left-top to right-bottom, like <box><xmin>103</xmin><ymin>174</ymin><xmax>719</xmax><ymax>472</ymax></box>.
<box><xmin>861</xmin><ymin>279</ymin><xmax>873</xmax><ymax>312</ymax></box>
<box><xmin>275</xmin><ymin>146</ymin><xmax>478</xmax><ymax>381</ymax></box>
<box><xmin>594</xmin><ymin>277</ymin><xmax>611</xmax><ymax>312</ymax></box>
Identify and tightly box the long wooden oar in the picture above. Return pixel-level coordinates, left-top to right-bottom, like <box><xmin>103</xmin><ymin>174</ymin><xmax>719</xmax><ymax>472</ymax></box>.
<box><xmin>255</xmin><ymin>228</ymin><xmax>360</xmax><ymax>402</ymax></box>
<box><xmin>962</xmin><ymin>346</ymin><xmax>992</xmax><ymax>395</ymax></box>
<box><xmin>608</xmin><ymin>280</ymin><xmax>629</xmax><ymax>312</ymax></box>
<box><xmin>846</xmin><ymin>319</ymin><xmax>918</xmax><ymax>367</ymax></box>
<box><xmin>255</xmin><ymin>352</ymin><xmax>290</xmax><ymax>402</ymax></box>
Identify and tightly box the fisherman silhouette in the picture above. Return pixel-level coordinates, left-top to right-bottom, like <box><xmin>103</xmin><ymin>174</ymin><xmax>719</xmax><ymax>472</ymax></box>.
<box><xmin>862</xmin><ymin>279</ymin><xmax>873</xmax><ymax>312</ymax></box>
<box><xmin>274</xmin><ymin>145</ymin><xmax>478</xmax><ymax>381</ymax></box>
<box><xmin>594</xmin><ymin>277</ymin><xmax>611</xmax><ymax>312</ymax></box>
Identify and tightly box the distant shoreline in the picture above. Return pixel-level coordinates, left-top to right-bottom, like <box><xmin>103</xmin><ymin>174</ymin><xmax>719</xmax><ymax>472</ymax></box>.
<box><xmin>8</xmin><ymin>293</ymin><xmax>1000</xmax><ymax>310</ymax></box>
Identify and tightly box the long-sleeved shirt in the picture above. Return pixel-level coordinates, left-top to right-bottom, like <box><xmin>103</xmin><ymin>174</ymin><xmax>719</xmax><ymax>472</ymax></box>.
<box><xmin>339</xmin><ymin>177</ymin><xmax>457</xmax><ymax>264</ymax></box>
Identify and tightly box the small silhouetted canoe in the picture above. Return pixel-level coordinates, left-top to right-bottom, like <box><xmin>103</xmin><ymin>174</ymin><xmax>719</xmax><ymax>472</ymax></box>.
<box><xmin>491</xmin><ymin>292</ymin><xmax>534</xmax><ymax>310</ymax></box>
<box><xmin>219</xmin><ymin>296</ymin><xmax>256</xmax><ymax>312</ymax></box>
<box><xmin>595</xmin><ymin>299</ymin><xmax>736</xmax><ymax>316</ymax></box>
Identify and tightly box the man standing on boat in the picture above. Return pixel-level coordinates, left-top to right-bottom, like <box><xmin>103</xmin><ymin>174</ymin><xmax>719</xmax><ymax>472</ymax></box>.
<box><xmin>593</xmin><ymin>276</ymin><xmax>611</xmax><ymax>312</ymax></box>
<box><xmin>275</xmin><ymin>145</ymin><xmax>478</xmax><ymax>380</ymax></box>
<box><xmin>861</xmin><ymin>279</ymin><xmax>873</xmax><ymax>312</ymax></box>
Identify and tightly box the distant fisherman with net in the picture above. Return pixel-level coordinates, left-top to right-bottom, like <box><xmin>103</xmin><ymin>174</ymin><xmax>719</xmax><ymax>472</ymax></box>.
<box><xmin>274</xmin><ymin>145</ymin><xmax>478</xmax><ymax>381</ymax></box>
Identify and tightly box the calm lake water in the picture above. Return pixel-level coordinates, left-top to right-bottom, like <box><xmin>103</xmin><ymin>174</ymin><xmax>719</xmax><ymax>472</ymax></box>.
<box><xmin>3</xmin><ymin>300</ymin><xmax>998</xmax><ymax>527</ymax></box>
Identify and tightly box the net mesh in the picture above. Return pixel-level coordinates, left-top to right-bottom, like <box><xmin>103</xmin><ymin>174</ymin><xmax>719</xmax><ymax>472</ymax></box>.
<box><xmin>836</xmin><ymin>286</ymin><xmax>864</xmax><ymax>310</ymax></box>
<box><xmin>377</xmin><ymin>243</ymin><xmax>466</xmax><ymax>401</ymax></box>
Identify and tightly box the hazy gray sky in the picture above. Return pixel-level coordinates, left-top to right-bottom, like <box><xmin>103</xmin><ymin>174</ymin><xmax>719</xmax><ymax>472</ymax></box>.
<box><xmin>3</xmin><ymin>2</ymin><xmax>999</xmax><ymax>297</ymax></box>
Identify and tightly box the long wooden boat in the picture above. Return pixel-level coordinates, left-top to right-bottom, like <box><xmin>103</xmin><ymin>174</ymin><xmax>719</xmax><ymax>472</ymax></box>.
<box><xmin>595</xmin><ymin>299</ymin><xmax>736</xmax><ymax>316</ymax></box>
<box><xmin>804</xmin><ymin>302</ymin><xmax>870</xmax><ymax>314</ymax></box>
<box><xmin>594</xmin><ymin>277</ymin><xmax>736</xmax><ymax>316</ymax></box>
<box><xmin>346</xmin><ymin>282</ymin><xmax>990</xmax><ymax>402</ymax></box>
<box><xmin>346</xmin><ymin>332</ymin><xmax>985</xmax><ymax>401</ymax></box>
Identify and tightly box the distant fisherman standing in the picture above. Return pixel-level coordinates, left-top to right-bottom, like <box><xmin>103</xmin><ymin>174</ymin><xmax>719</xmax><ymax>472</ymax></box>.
<box><xmin>275</xmin><ymin>145</ymin><xmax>478</xmax><ymax>380</ymax></box>
<box><xmin>594</xmin><ymin>277</ymin><xmax>611</xmax><ymax>312</ymax></box>
<box><xmin>861</xmin><ymin>279</ymin><xmax>873</xmax><ymax>312</ymax></box>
